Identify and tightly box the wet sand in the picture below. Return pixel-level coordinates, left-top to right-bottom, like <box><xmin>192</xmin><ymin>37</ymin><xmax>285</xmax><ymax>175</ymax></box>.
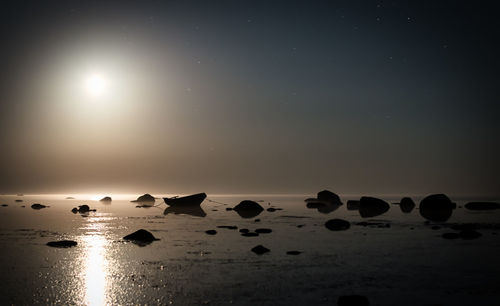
<box><xmin>0</xmin><ymin>194</ymin><xmax>499</xmax><ymax>305</ymax></box>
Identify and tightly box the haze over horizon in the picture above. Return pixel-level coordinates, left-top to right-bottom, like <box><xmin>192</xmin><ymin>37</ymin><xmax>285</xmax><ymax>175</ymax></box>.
<box><xmin>1</xmin><ymin>1</ymin><xmax>499</xmax><ymax>196</ymax></box>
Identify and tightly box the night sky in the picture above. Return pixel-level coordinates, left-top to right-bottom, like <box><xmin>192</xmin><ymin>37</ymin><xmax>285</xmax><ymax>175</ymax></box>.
<box><xmin>1</xmin><ymin>1</ymin><xmax>499</xmax><ymax>195</ymax></box>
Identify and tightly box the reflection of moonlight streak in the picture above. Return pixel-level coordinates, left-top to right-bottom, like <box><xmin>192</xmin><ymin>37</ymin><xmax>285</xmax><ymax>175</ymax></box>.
<box><xmin>81</xmin><ymin>222</ymin><xmax>109</xmax><ymax>305</ymax></box>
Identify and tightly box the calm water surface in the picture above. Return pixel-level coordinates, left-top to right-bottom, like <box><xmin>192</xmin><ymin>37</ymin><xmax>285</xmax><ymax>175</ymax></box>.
<box><xmin>0</xmin><ymin>193</ymin><xmax>499</xmax><ymax>305</ymax></box>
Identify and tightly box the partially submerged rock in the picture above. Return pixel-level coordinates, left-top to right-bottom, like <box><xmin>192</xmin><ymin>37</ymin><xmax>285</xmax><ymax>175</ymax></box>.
<box><xmin>205</xmin><ymin>230</ymin><xmax>217</xmax><ymax>235</ymax></box>
<box><xmin>255</xmin><ymin>228</ymin><xmax>272</xmax><ymax>234</ymax></box>
<box><xmin>132</xmin><ymin>194</ymin><xmax>155</xmax><ymax>203</ymax></box>
<box><xmin>305</xmin><ymin>190</ymin><xmax>343</xmax><ymax>213</ymax></box>
<box><xmin>464</xmin><ymin>202</ymin><xmax>500</xmax><ymax>210</ymax></box>
<box><xmin>31</xmin><ymin>203</ymin><xmax>47</xmax><ymax>210</ymax></box>
<box><xmin>399</xmin><ymin>197</ymin><xmax>415</xmax><ymax>213</ymax></box>
<box><xmin>286</xmin><ymin>251</ymin><xmax>302</xmax><ymax>255</ymax></box>
<box><xmin>100</xmin><ymin>196</ymin><xmax>112</xmax><ymax>202</ymax></box>
<box><xmin>123</xmin><ymin>229</ymin><xmax>158</xmax><ymax>246</ymax></box>
<box><xmin>46</xmin><ymin>240</ymin><xmax>77</xmax><ymax>248</ymax></box>
<box><xmin>233</xmin><ymin>200</ymin><xmax>264</xmax><ymax>218</ymax></box>
<box><xmin>419</xmin><ymin>194</ymin><xmax>455</xmax><ymax>222</ymax></box>
<box><xmin>71</xmin><ymin>205</ymin><xmax>96</xmax><ymax>214</ymax></box>
<box><xmin>325</xmin><ymin>219</ymin><xmax>350</xmax><ymax>231</ymax></box>
<box><xmin>359</xmin><ymin>197</ymin><xmax>390</xmax><ymax>218</ymax></box>
<box><xmin>251</xmin><ymin>245</ymin><xmax>270</xmax><ymax>255</ymax></box>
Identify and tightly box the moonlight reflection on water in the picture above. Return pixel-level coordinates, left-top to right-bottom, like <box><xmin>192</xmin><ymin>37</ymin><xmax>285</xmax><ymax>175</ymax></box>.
<box><xmin>81</xmin><ymin>221</ymin><xmax>110</xmax><ymax>305</ymax></box>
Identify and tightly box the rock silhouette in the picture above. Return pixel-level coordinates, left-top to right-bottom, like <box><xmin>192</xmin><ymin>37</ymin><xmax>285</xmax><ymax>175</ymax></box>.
<box><xmin>71</xmin><ymin>205</ymin><xmax>96</xmax><ymax>214</ymax></box>
<box><xmin>359</xmin><ymin>197</ymin><xmax>390</xmax><ymax>218</ymax></box>
<box><xmin>419</xmin><ymin>194</ymin><xmax>455</xmax><ymax>222</ymax></box>
<box><xmin>251</xmin><ymin>245</ymin><xmax>270</xmax><ymax>255</ymax></box>
<box><xmin>464</xmin><ymin>202</ymin><xmax>500</xmax><ymax>210</ymax></box>
<box><xmin>31</xmin><ymin>203</ymin><xmax>47</xmax><ymax>210</ymax></box>
<box><xmin>100</xmin><ymin>196</ymin><xmax>112</xmax><ymax>202</ymax></box>
<box><xmin>131</xmin><ymin>194</ymin><xmax>155</xmax><ymax>203</ymax></box>
<box><xmin>399</xmin><ymin>197</ymin><xmax>415</xmax><ymax>213</ymax></box>
<box><xmin>233</xmin><ymin>200</ymin><xmax>264</xmax><ymax>218</ymax></box>
<box><xmin>286</xmin><ymin>251</ymin><xmax>302</xmax><ymax>255</ymax></box>
<box><xmin>123</xmin><ymin>229</ymin><xmax>158</xmax><ymax>246</ymax></box>
<box><xmin>325</xmin><ymin>219</ymin><xmax>350</xmax><ymax>231</ymax></box>
<box><xmin>255</xmin><ymin>228</ymin><xmax>272</xmax><ymax>234</ymax></box>
<box><xmin>305</xmin><ymin>190</ymin><xmax>343</xmax><ymax>214</ymax></box>
<box><xmin>205</xmin><ymin>230</ymin><xmax>217</xmax><ymax>235</ymax></box>
<box><xmin>46</xmin><ymin>240</ymin><xmax>77</xmax><ymax>248</ymax></box>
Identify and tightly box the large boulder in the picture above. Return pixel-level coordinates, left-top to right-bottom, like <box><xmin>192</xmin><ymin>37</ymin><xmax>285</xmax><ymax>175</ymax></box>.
<box><xmin>399</xmin><ymin>197</ymin><xmax>415</xmax><ymax>213</ymax></box>
<box><xmin>464</xmin><ymin>202</ymin><xmax>500</xmax><ymax>210</ymax></box>
<box><xmin>419</xmin><ymin>194</ymin><xmax>455</xmax><ymax>222</ymax></box>
<box><xmin>233</xmin><ymin>200</ymin><xmax>264</xmax><ymax>218</ymax></box>
<box><xmin>359</xmin><ymin>197</ymin><xmax>390</xmax><ymax>218</ymax></box>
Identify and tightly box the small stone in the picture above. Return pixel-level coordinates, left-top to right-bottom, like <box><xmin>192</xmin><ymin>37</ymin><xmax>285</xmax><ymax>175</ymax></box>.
<box><xmin>286</xmin><ymin>251</ymin><xmax>302</xmax><ymax>255</ymax></box>
<box><xmin>46</xmin><ymin>240</ymin><xmax>77</xmax><ymax>248</ymax></box>
<box><xmin>1</xmin><ymin>204</ymin><xmax>8</xmax><ymax>207</ymax></box>
<box><xmin>239</xmin><ymin>228</ymin><xmax>249</xmax><ymax>233</ymax></box>
<box><xmin>325</xmin><ymin>219</ymin><xmax>350</xmax><ymax>231</ymax></box>
<box><xmin>205</xmin><ymin>230</ymin><xmax>217</xmax><ymax>235</ymax></box>
<box><xmin>100</xmin><ymin>196</ymin><xmax>112</xmax><ymax>202</ymax></box>
<box><xmin>267</xmin><ymin>208</ymin><xmax>277</xmax><ymax>212</ymax></box>
<box><xmin>217</xmin><ymin>225</ymin><xmax>237</xmax><ymax>230</ymax></box>
<box><xmin>251</xmin><ymin>245</ymin><xmax>270</xmax><ymax>255</ymax></box>
<box><xmin>31</xmin><ymin>204</ymin><xmax>47</xmax><ymax>210</ymax></box>
<box><xmin>255</xmin><ymin>228</ymin><xmax>272</xmax><ymax>234</ymax></box>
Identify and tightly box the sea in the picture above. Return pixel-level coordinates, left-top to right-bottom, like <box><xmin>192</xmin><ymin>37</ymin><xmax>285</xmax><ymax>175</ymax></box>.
<box><xmin>0</xmin><ymin>193</ymin><xmax>499</xmax><ymax>305</ymax></box>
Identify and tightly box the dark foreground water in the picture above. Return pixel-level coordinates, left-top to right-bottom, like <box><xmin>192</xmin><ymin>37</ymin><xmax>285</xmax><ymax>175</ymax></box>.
<box><xmin>0</xmin><ymin>193</ymin><xmax>499</xmax><ymax>305</ymax></box>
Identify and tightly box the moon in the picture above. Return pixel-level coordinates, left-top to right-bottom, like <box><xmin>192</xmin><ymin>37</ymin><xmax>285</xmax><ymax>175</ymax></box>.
<box><xmin>85</xmin><ymin>74</ymin><xmax>107</xmax><ymax>97</ymax></box>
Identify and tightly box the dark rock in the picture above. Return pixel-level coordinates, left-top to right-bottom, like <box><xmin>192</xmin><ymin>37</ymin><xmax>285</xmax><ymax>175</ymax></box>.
<box><xmin>46</xmin><ymin>240</ymin><xmax>77</xmax><ymax>248</ymax></box>
<box><xmin>15</xmin><ymin>199</ymin><xmax>23</xmax><ymax>202</ymax></box>
<box><xmin>317</xmin><ymin>190</ymin><xmax>342</xmax><ymax>204</ymax></box>
<box><xmin>400</xmin><ymin>197</ymin><xmax>415</xmax><ymax>213</ymax></box>
<box><xmin>71</xmin><ymin>207</ymin><xmax>78</xmax><ymax>214</ymax></box>
<box><xmin>338</xmin><ymin>295</ymin><xmax>370</xmax><ymax>306</ymax></box>
<box><xmin>286</xmin><ymin>251</ymin><xmax>302</xmax><ymax>255</ymax></box>
<box><xmin>225</xmin><ymin>207</ymin><xmax>233</xmax><ymax>211</ymax></box>
<box><xmin>267</xmin><ymin>207</ymin><xmax>277</xmax><ymax>212</ymax></box>
<box><xmin>419</xmin><ymin>194</ymin><xmax>455</xmax><ymax>222</ymax></box>
<box><xmin>239</xmin><ymin>228</ymin><xmax>249</xmax><ymax>233</ymax></box>
<box><xmin>297</xmin><ymin>224</ymin><xmax>305</xmax><ymax>228</ymax></box>
<box><xmin>205</xmin><ymin>230</ymin><xmax>217</xmax><ymax>235</ymax></box>
<box><xmin>464</xmin><ymin>202</ymin><xmax>500</xmax><ymax>210</ymax></box>
<box><xmin>255</xmin><ymin>228</ymin><xmax>272</xmax><ymax>234</ymax></box>
<box><xmin>306</xmin><ymin>201</ymin><xmax>341</xmax><ymax>214</ymax></box>
<box><xmin>359</xmin><ymin>197</ymin><xmax>390</xmax><ymax>218</ymax></box>
<box><xmin>242</xmin><ymin>232</ymin><xmax>259</xmax><ymax>237</ymax></box>
<box><xmin>233</xmin><ymin>200</ymin><xmax>264</xmax><ymax>218</ymax></box>
<box><xmin>254</xmin><ymin>218</ymin><xmax>261</xmax><ymax>222</ymax></box>
<box><xmin>78</xmin><ymin>205</ymin><xmax>90</xmax><ymax>213</ymax></box>
<box><xmin>460</xmin><ymin>229</ymin><xmax>482</xmax><ymax>240</ymax></box>
<box><xmin>442</xmin><ymin>232</ymin><xmax>461</xmax><ymax>239</ymax></box>
<box><xmin>325</xmin><ymin>219</ymin><xmax>350</xmax><ymax>231</ymax></box>
<box><xmin>1</xmin><ymin>204</ymin><xmax>8</xmax><ymax>207</ymax></box>
<box><xmin>31</xmin><ymin>203</ymin><xmax>47</xmax><ymax>210</ymax></box>
<box><xmin>346</xmin><ymin>200</ymin><xmax>360</xmax><ymax>211</ymax></box>
<box><xmin>217</xmin><ymin>225</ymin><xmax>238</xmax><ymax>230</ymax></box>
<box><xmin>132</xmin><ymin>194</ymin><xmax>155</xmax><ymax>203</ymax></box>
<box><xmin>100</xmin><ymin>196</ymin><xmax>112</xmax><ymax>202</ymax></box>
<box><xmin>65</xmin><ymin>197</ymin><xmax>75</xmax><ymax>199</ymax></box>
<box><xmin>123</xmin><ymin>229</ymin><xmax>158</xmax><ymax>246</ymax></box>
<box><xmin>251</xmin><ymin>245</ymin><xmax>270</xmax><ymax>255</ymax></box>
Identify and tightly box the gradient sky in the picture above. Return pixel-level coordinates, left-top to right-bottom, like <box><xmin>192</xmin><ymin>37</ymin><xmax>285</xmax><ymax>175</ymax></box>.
<box><xmin>1</xmin><ymin>0</ymin><xmax>499</xmax><ymax>195</ymax></box>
